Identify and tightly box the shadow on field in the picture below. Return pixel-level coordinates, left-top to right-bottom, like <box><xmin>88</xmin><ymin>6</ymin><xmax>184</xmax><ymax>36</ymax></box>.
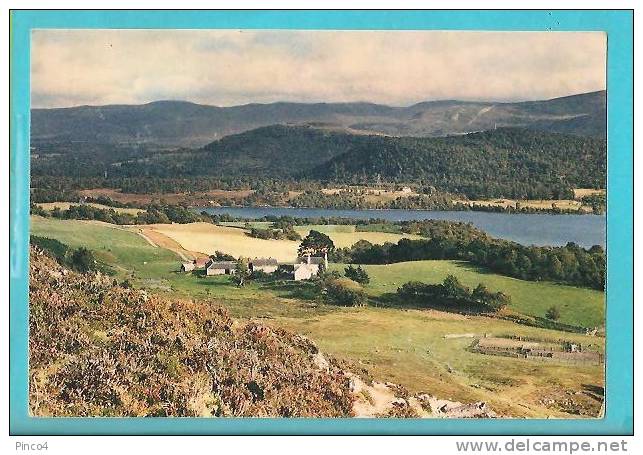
<box><xmin>370</xmin><ymin>292</ymin><xmax>491</xmax><ymax>316</ymax></box>
<box><xmin>452</xmin><ymin>261</ymin><xmax>497</xmax><ymax>276</ymax></box>
<box><xmin>262</xmin><ymin>281</ymin><xmax>319</xmax><ymax>301</ymax></box>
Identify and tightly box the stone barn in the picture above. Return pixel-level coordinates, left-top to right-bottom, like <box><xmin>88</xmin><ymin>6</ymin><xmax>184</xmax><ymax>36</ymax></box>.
<box><xmin>249</xmin><ymin>258</ymin><xmax>279</xmax><ymax>274</ymax></box>
<box><xmin>206</xmin><ymin>260</ymin><xmax>237</xmax><ymax>276</ymax></box>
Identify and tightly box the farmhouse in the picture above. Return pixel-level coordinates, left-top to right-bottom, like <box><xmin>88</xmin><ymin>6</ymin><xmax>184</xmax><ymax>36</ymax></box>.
<box><xmin>298</xmin><ymin>255</ymin><xmax>328</xmax><ymax>268</ymax></box>
<box><xmin>206</xmin><ymin>260</ymin><xmax>237</xmax><ymax>276</ymax></box>
<box><xmin>279</xmin><ymin>263</ymin><xmax>319</xmax><ymax>281</ymax></box>
<box><xmin>249</xmin><ymin>258</ymin><xmax>279</xmax><ymax>274</ymax></box>
<box><xmin>279</xmin><ymin>255</ymin><xmax>327</xmax><ymax>281</ymax></box>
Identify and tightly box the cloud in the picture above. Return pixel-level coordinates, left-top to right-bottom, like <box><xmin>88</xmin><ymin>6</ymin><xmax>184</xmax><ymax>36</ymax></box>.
<box><xmin>31</xmin><ymin>29</ymin><xmax>606</xmax><ymax>108</ymax></box>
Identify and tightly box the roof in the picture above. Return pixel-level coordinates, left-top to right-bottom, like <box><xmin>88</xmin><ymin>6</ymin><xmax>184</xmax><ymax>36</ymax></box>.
<box><xmin>207</xmin><ymin>260</ymin><xmax>237</xmax><ymax>270</ymax></box>
<box><xmin>297</xmin><ymin>256</ymin><xmax>325</xmax><ymax>265</ymax></box>
<box><xmin>251</xmin><ymin>258</ymin><xmax>278</xmax><ymax>266</ymax></box>
<box><xmin>194</xmin><ymin>257</ymin><xmax>209</xmax><ymax>267</ymax></box>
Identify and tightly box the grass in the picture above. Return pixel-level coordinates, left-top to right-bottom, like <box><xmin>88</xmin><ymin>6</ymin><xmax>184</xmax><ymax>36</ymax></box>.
<box><xmin>276</xmin><ymin>307</ymin><xmax>604</xmax><ymax>418</ymax></box>
<box><xmin>329</xmin><ymin>261</ymin><xmax>604</xmax><ymax>328</ymax></box>
<box><xmin>30</xmin><ymin>217</ymin><xmax>179</xmax><ymax>279</ymax></box>
<box><xmin>29</xmin><ymin>216</ymin><xmax>605</xmax><ymax>418</ymax></box>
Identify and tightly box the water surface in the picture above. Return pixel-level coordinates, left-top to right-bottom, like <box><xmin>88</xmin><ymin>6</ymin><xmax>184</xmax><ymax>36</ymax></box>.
<box><xmin>197</xmin><ymin>207</ymin><xmax>606</xmax><ymax>249</ymax></box>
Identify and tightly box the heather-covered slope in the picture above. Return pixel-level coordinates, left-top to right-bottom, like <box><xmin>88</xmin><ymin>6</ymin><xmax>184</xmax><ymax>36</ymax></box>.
<box><xmin>28</xmin><ymin>247</ymin><xmax>353</xmax><ymax>417</ymax></box>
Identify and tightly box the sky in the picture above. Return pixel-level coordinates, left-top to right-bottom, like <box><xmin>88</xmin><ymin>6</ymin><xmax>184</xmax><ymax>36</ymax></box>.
<box><xmin>31</xmin><ymin>29</ymin><xmax>606</xmax><ymax>108</ymax></box>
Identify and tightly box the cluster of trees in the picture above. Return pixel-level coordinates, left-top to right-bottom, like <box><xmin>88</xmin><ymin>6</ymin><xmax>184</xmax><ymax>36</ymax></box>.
<box><xmin>332</xmin><ymin>235</ymin><xmax>605</xmax><ymax>290</ymax></box>
<box><xmin>397</xmin><ymin>275</ymin><xmax>510</xmax><ymax>313</ymax></box>
<box><xmin>290</xmin><ymin>190</ymin><xmax>459</xmax><ymax>210</ymax></box>
<box><xmin>32</xmin><ymin>202</ymin><xmax>211</xmax><ymax>225</ymax></box>
<box><xmin>453</xmin><ymin>202</ymin><xmax>594</xmax><ymax>215</ymax></box>
<box><xmin>580</xmin><ymin>193</ymin><xmax>607</xmax><ymax>214</ymax></box>
<box><xmin>247</xmin><ymin>226</ymin><xmax>301</xmax><ymax>241</ymax></box>
<box><xmin>297</xmin><ymin>230</ymin><xmax>335</xmax><ymax>258</ymax></box>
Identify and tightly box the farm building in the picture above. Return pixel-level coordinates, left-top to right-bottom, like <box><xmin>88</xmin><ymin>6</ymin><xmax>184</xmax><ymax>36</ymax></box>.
<box><xmin>249</xmin><ymin>258</ymin><xmax>279</xmax><ymax>274</ymax></box>
<box><xmin>206</xmin><ymin>260</ymin><xmax>237</xmax><ymax>276</ymax></box>
<box><xmin>180</xmin><ymin>262</ymin><xmax>195</xmax><ymax>272</ymax></box>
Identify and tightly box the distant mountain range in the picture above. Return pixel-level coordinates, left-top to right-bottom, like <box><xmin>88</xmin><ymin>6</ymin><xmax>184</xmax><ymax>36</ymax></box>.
<box><xmin>31</xmin><ymin>91</ymin><xmax>606</xmax><ymax>147</ymax></box>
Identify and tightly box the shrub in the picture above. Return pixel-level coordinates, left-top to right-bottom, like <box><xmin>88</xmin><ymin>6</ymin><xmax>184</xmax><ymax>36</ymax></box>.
<box><xmin>325</xmin><ymin>278</ymin><xmax>368</xmax><ymax>307</ymax></box>
<box><xmin>344</xmin><ymin>265</ymin><xmax>370</xmax><ymax>285</ymax></box>
<box><xmin>69</xmin><ymin>247</ymin><xmax>97</xmax><ymax>273</ymax></box>
<box><xmin>546</xmin><ymin>305</ymin><xmax>561</xmax><ymax>321</ymax></box>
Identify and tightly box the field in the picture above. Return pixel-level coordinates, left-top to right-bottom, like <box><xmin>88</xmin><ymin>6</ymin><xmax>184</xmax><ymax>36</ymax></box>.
<box><xmin>36</xmin><ymin>202</ymin><xmax>144</xmax><ymax>215</ymax></box>
<box><xmin>329</xmin><ymin>261</ymin><xmax>604</xmax><ymax>328</ymax></box>
<box><xmin>29</xmin><ymin>216</ymin><xmax>606</xmax><ymax>418</ymax></box>
<box><xmin>573</xmin><ymin>188</ymin><xmax>606</xmax><ymax>199</ymax></box>
<box><xmin>142</xmin><ymin>222</ymin><xmax>420</xmax><ymax>262</ymax></box>
<box><xmin>30</xmin><ymin>217</ymin><xmax>180</xmax><ymax>282</ymax></box>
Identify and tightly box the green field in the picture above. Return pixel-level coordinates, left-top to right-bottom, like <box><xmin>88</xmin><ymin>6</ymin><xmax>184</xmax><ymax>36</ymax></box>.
<box><xmin>329</xmin><ymin>261</ymin><xmax>604</xmax><ymax>328</ymax></box>
<box><xmin>29</xmin><ymin>216</ymin><xmax>605</xmax><ymax>417</ymax></box>
<box><xmin>30</xmin><ymin>217</ymin><xmax>179</xmax><ymax>280</ymax></box>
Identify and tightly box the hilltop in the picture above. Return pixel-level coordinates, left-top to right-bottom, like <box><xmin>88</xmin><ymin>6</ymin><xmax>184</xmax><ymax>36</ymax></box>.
<box><xmin>31</xmin><ymin>90</ymin><xmax>606</xmax><ymax>147</ymax></box>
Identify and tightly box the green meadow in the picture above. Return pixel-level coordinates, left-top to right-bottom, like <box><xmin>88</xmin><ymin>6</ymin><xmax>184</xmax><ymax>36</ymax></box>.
<box><xmin>329</xmin><ymin>261</ymin><xmax>604</xmax><ymax>328</ymax></box>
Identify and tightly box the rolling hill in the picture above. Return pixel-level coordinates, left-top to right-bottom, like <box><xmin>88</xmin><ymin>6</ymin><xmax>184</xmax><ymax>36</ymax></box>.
<box><xmin>31</xmin><ymin>91</ymin><xmax>606</xmax><ymax>147</ymax></box>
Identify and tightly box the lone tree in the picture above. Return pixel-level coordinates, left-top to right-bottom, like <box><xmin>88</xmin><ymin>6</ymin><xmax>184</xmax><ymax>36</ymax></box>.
<box><xmin>298</xmin><ymin>230</ymin><xmax>335</xmax><ymax>257</ymax></box>
<box><xmin>545</xmin><ymin>305</ymin><xmax>561</xmax><ymax>321</ymax></box>
<box><xmin>234</xmin><ymin>258</ymin><xmax>250</xmax><ymax>287</ymax></box>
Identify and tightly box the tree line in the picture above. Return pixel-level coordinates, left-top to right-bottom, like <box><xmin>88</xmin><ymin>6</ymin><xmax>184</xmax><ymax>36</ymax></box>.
<box><xmin>331</xmin><ymin>221</ymin><xmax>605</xmax><ymax>290</ymax></box>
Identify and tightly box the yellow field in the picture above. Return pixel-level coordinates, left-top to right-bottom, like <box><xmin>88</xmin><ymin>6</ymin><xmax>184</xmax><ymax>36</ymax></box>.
<box><xmin>294</xmin><ymin>224</ymin><xmax>422</xmax><ymax>248</ymax></box>
<box><xmin>37</xmin><ymin>202</ymin><xmax>144</xmax><ymax>215</ymax></box>
<box><xmin>144</xmin><ymin>223</ymin><xmax>300</xmax><ymax>261</ymax></box>
<box><xmin>573</xmin><ymin>188</ymin><xmax>606</xmax><ymax>199</ymax></box>
<box><xmin>144</xmin><ymin>222</ymin><xmax>419</xmax><ymax>261</ymax></box>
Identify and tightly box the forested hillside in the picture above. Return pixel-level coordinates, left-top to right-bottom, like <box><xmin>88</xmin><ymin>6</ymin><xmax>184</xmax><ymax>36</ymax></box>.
<box><xmin>31</xmin><ymin>90</ymin><xmax>606</xmax><ymax>147</ymax></box>
<box><xmin>32</xmin><ymin>124</ymin><xmax>605</xmax><ymax>200</ymax></box>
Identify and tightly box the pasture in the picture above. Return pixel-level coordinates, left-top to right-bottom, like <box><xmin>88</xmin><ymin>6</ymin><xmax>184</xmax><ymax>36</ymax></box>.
<box><xmin>329</xmin><ymin>261</ymin><xmax>604</xmax><ymax>328</ymax></box>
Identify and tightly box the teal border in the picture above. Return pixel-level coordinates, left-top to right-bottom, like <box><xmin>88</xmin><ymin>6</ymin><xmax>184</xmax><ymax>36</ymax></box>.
<box><xmin>9</xmin><ymin>10</ymin><xmax>633</xmax><ymax>435</ymax></box>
